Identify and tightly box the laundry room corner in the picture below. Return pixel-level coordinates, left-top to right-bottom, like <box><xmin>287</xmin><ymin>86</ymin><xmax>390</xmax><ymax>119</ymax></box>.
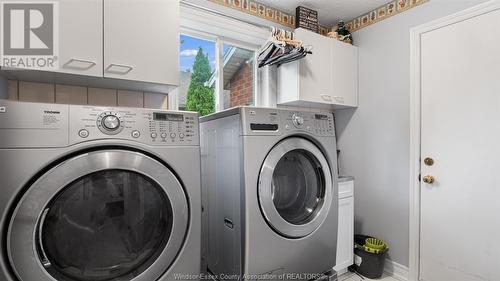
<box><xmin>334</xmin><ymin>0</ymin><xmax>491</xmax><ymax>275</ymax></box>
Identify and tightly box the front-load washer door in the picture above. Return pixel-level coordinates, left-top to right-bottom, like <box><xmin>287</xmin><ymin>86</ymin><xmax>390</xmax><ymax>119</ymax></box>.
<box><xmin>258</xmin><ymin>138</ymin><xmax>333</xmax><ymax>238</ymax></box>
<box><xmin>8</xmin><ymin>150</ymin><xmax>188</xmax><ymax>281</ymax></box>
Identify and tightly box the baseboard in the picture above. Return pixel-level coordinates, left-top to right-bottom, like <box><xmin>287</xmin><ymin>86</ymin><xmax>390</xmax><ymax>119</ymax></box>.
<box><xmin>384</xmin><ymin>259</ymin><xmax>409</xmax><ymax>281</ymax></box>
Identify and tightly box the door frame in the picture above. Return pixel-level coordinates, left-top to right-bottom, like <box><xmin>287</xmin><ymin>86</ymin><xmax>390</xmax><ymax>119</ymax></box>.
<box><xmin>408</xmin><ymin>1</ymin><xmax>500</xmax><ymax>280</ymax></box>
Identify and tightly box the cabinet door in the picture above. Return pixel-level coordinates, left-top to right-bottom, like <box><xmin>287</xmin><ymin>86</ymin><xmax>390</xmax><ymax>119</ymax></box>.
<box><xmin>104</xmin><ymin>0</ymin><xmax>179</xmax><ymax>85</ymax></box>
<box><xmin>334</xmin><ymin>196</ymin><xmax>354</xmax><ymax>273</ymax></box>
<box><xmin>296</xmin><ymin>29</ymin><xmax>332</xmax><ymax>103</ymax></box>
<box><xmin>8</xmin><ymin>0</ymin><xmax>103</xmax><ymax>76</ymax></box>
<box><xmin>331</xmin><ymin>40</ymin><xmax>358</xmax><ymax>107</ymax></box>
<box><xmin>58</xmin><ymin>0</ymin><xmax>103</xmax><ymax>77</ymax></box>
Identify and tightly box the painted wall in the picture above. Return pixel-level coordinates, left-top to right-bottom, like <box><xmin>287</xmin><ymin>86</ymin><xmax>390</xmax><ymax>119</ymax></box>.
<box><xmin>335</xmin><ymin>0</ymin><xmax>489</xmax><ymax>267</ymax></box>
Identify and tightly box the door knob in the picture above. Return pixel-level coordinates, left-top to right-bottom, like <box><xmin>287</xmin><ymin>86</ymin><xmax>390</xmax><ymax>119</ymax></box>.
<box><xmin>422</xmin><ymin>175</ymin><xmax>435</xmax><ymax>184</ymax></box>
<box><xmin>424</xmin><ymin>157</ymin><xmax>434</xmax><ymax>166</ymax></box>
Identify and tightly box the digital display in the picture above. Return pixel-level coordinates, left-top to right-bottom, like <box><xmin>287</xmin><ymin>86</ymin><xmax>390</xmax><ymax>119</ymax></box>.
<box><xmin>315</xmin><ymin>114</ymin><xmax>329</xmax><ymax>120</ymax></box>
<box><xmin>153</xmin><ymin>113</ymin><xmax>184</xmax><ymax>122</ymax></box>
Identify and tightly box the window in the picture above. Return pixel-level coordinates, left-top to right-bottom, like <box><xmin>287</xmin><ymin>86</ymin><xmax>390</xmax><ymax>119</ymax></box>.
<box><xmin>175</xmin><ymin>34</ymin><xmax>258</xmax><ymax>116</ymax></box>
<box><xmin>176</xmin><ymin>3</ymin><xmax>268</xmax><ymax>115</ymax></box>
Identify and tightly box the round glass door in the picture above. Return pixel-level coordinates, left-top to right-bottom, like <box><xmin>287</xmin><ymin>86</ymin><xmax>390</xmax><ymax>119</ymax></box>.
<box><xmin>272</xmin><ymin>150</ymin><xmax>325</xmax><ymax>225</ymax></box>
<box><xmin>40</xmin><ymin>170</ymin><xmax>172</xmax><ymax>281</ymax></box>
<box><xmin>9</xmin><ymin>150</ymin><xmax>188</xmax><ymax>281</ymax></box>
<box><xmin>259</xmin><ymin>138</ymin><xmax>333</xmax><ymax>238</ymax></box>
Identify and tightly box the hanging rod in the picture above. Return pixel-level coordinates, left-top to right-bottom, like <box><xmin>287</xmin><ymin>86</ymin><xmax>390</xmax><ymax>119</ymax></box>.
<box><xmin>179</xmin><ymin>0</ymin><xmax>281</xmax><ymax>30</ymax></box>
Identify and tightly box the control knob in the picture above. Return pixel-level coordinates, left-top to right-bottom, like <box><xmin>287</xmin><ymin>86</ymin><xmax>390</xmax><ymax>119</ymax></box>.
<box><xmin>97</xmin><ymin>112</ymin><xmax>124</xmax><ymax>135</ymax></box>
<box><xmin>102</xmin><ymin>115</ymin><xmax>120</xmax><ymax>130</ymax></box>
<box><xmin>292</xmin><ymin>113</ymin><xmax>304</xmax><ymax>127</ymax></box>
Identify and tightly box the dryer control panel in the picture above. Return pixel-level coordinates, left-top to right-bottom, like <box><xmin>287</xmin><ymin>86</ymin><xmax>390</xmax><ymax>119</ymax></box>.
<box><xmin>241</xmin><ymin>107</ymin><xmax>334</xmax><ymax>137</ymax></box>
<box><xmin>69</xmin><ymin>105</ymin><xmax>199</xmax><ymax>146</ymax></box>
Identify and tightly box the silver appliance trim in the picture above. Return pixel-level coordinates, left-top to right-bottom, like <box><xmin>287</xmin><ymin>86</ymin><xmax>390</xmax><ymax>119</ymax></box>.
<box><xmin>258</xmin><ymin>137</ymin><xmax>333</xmax><ymax>238</ymax></box>
<box><xmin>7</xmin><ymin>150</ymin><xmax>189</xmax><ymax>281</ymax></box>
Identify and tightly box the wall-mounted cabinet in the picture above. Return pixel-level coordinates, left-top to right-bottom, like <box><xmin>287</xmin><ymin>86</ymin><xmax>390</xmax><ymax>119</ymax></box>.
<box><xmin>1</xmin><ymin>0</ymin><xmax>179</xmax><ymax>93</ymax></box>
<box><xmin>278</xmin><ymin>28</ymin><xmax>358</xmax><ymax>109</ymax></box>
<box><xmin>104</xmin><ymin>0</ymin><xmax>179</xmax><ymax>85</ymax></box>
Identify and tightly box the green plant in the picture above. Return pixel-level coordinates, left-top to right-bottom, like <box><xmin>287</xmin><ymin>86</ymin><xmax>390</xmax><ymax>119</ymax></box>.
<box><xmin>186</xmin><ymin>47</ymin><xmax>215</xmax><ymax>116</ymax></box>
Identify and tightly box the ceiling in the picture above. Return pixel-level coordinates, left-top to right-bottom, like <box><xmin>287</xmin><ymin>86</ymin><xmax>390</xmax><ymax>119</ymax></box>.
<box><xmin>256</xmin><ymin>0</ymin><xmax>390</xmax><ymax>27</ymax></box>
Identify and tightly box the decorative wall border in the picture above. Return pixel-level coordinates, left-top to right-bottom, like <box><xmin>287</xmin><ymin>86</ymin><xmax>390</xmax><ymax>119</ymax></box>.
<box><xmin>345</xmin><ymin>0</ymin><xmax>429</xmax><ymax>32</ymax></box>
<box><xmin>208</xmin><ymin>0</ymin><xmax>332</xmax><ymax>35</ymax></box>
<box><xmin>209</xmin><ymin>0</ymin><xmax>429</xmax><ymax>35</ymax></box>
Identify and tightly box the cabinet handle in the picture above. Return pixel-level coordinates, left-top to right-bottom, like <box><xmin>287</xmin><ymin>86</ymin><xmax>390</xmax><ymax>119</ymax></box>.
<box><xmin>320</xmin><ymin>94</ymin><xmax>332</xmax><ymax>102</ymax></box>
<box><xmin>106</xmin><ymin>63</ymin><xmax>134</xmax><ymax>74</ymax></box>
<box><xmin>333</xmin><ymin>96</ymin><xmax>345</xmax><ymax>103</ymax></box>
<box><xmin>64</xmin><ymin>58</ymin><xmax>97</xmax><ymax>70</ymax></box>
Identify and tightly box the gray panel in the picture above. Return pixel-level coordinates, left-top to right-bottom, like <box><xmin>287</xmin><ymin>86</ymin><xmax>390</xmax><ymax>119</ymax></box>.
<box><xmin>201</xmin><ymin>113</ymin><xmax>243</xmax><ymax>277</ymax></box>
<box><xmin>240</xmin><ymin>107</ymin><xmax>334</xmax><ymax>137</ymax></box>
<box><xmin>0</xmin><ymin>100</ymin><xmax>69</xmax><ymax>148</ymax></box>
<box><xmin>68</xmin><ymin>105</ymin><xmax>199</xmax><ymax>146</ymax></box>
<box><xmin>0</xmin><ymin>101</ymin><xmax>200</xmax><ymax>148</ymax></box>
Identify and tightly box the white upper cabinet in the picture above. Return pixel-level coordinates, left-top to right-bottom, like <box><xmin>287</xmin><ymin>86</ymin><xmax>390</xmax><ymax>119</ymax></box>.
<box><xmin>278</xmin><ymin>28</ymin><xmax>358</xmax><ymax>109</ymax></box>
<box><xmin>1</xmin><ymin>0</ymin><xmax>179</xmax><ymax>90</ymax></box>
<box><xmin>104</xmin><ymin>0</ymin><xmax>179</xmax><ymax>85</ymax></box>
<box><xmin>58</xmin><ymin>0</ymin><xmax>103</xmax><ymax>77</ymax></box>
<box><xmin>331</xmin><ymin>40</ymin><xmax>358</xmax><ymax>107</ymax></box>
<box><xmin>297</xmin><ymin>29</ymin><xmax>332</xmax><ymax>104</ymax></box>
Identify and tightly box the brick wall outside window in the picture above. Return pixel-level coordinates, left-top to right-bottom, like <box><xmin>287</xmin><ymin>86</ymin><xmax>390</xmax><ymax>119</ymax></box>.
<box><xmin>229</xmin><ymin>63</ymin><xmax>253</xmax><ymax>107</ymax></box>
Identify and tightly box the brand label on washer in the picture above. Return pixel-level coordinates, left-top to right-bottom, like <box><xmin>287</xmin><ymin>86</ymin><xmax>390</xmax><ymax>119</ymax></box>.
<box><xmin>43</xmin><ymin>109</ymin><xmax>61</xmax><ymax>126</ymax></box>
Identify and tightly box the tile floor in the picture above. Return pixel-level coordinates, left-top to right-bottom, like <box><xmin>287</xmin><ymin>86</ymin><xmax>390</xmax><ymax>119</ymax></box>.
<box><xmin>338</xmin><ymin>272</ymin><xmax>400</xmax><ymax>281</ymax></box>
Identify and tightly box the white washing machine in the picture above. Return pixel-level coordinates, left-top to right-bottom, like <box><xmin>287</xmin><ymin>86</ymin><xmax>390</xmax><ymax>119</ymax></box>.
<box><xmin>0</xmin><ymin>101</ymin><xmax>201</xmax><ymax>281</ymax></box>
<box><xmin>200</xmin><ymin>107</ymin><xmax>338</xmax><ymax>281</ymax></box>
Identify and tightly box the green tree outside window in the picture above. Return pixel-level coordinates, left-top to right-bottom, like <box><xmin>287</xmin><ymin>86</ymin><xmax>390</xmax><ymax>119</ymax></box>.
<box><xmin>186</xmin><ymin>47</ymin><xmax>215</xmax><ymax>116</ymax></box>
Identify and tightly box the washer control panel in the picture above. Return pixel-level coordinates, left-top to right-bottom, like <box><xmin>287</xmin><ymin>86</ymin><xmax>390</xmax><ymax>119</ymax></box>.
<box><xmin>70</xmin><ymin>106</ymin><xmax>199</xmax><ymax>146</ymax></box>
<box><xmin>282</xmin><ymin>111</ymin><xmax>334</xmax><ymax>136</ymax></box>
<box><xmin>242</xmin><ymin>107</ymin><xmax>334</xmax><ymax>137</ymax></box>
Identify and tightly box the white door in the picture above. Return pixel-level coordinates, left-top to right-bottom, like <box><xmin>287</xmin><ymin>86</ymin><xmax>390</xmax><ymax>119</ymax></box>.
<box><xmin>58</xmin><ymin>0</ymin><xmax>103</xmax><ymax>77</ymax></box>
<box><xmin>419</xmin><ymin>5</ymin><xmax>500</xmax><ymax>281</ymax></box>
<box><xmin>104</xmin><ymin>0</ymin><xmax>179</xmax><ymax>85</ymax></box>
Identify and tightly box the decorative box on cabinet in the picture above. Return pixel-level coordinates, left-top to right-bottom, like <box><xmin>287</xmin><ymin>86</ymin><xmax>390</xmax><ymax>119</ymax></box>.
<box><xmin>278</xmin><ymin>28</ymin><xmax>358</xmax><ymax>109</ymax></box>
<box><xmin>334</xmin><ymin>177</ymin><xmax>354</xmax><ymax>275</ymax></box>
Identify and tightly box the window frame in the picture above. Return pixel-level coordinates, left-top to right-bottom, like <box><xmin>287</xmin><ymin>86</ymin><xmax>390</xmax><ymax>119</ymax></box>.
<box><xmin>179</xmin><ymin>3</ymin><xmax>267</xmax><ymax>112</ymax></box>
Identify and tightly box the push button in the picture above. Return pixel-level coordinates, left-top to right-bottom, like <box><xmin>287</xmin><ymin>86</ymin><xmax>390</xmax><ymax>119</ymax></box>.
<box><xmin>131</xmin><ymin>130</ymin><xmax>141</xmax><ymax>138</ymax></box>
<box><xmin>151</xmin><ymin>132</ymin><xmax>158</xmax><ymax>139</ymax></box>
<box><xmin>78</xmin><ymin>129</ymin><xmax>89</xmax><ymax>138</ymax></box>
